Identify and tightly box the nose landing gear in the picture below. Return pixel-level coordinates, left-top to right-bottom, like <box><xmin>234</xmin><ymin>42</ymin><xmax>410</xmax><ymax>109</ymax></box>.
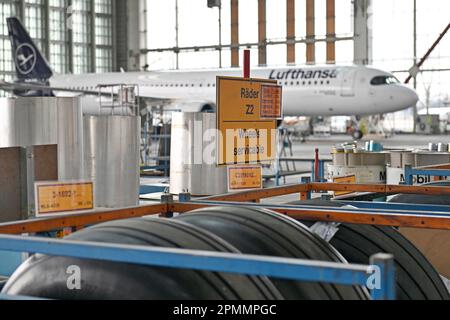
<box><xmin>346</xmin><ymin>116</ymin><xmax>365</xmax><ymax>140</ymax></box>
<box><xmin>350</xmin><ymin>129</ymin><xmax>364</xmax><ymax>140</ymax></box>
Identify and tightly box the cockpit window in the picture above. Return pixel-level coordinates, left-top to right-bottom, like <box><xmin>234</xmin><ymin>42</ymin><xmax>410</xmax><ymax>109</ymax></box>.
<box><xmin>370</xmin><ymin>76</ymin><xmax>400</xmax><ymax>86</ymax></box>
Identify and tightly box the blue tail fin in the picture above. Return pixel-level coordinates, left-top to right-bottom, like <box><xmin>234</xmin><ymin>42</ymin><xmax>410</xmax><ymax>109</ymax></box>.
<box><xmin>7</xmin><ymin>17</ymin><xmax>53</xmax><ymax>81</ymax></box>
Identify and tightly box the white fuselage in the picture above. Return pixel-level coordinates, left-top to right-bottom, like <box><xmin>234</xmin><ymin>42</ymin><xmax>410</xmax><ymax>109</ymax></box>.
<box><xmin>50</xmin><ymin>65</ymin><xmax>418</xmax><ymax>117</ymax></box>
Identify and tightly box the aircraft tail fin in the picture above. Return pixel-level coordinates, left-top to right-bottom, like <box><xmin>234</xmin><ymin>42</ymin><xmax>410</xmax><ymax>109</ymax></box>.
<box><xmin>7</xmin><ymin>17</ymin><xmax>53</xmax><ymax>81</ymax></box>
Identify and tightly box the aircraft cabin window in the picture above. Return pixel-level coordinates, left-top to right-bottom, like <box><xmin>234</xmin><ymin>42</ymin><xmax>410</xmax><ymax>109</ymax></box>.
<box><xmin>370</xmin><ymin>76</ymin><xmax>400</xmax><ymax>86</ymax></box>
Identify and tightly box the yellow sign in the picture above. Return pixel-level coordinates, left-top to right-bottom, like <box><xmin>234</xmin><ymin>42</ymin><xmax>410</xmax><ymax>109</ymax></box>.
<box><xmin>228</xmin><ymin>166</ymin><xmax>263</xmax><ymax>191</ymax></box>
<box><xmin>217</xmin><ymin>76</ymin><xmax>280</xmax><ymax>165</ymax></box>
<box><xmin>333</xmin><ymin>175</ymin><xmax>357</xmax><ymax>197</ymax></box>
<box><xmin>35</xmin><ymin>181</ymin><xmax>94</xmax><ymax>216</ymax></box>
<box><xmin>260</xmin><ymin>84</ymin><xmax>283</xmax><ymax>119</ymax></box>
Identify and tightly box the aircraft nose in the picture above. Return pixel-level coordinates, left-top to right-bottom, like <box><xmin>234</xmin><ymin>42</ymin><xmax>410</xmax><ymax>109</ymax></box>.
<box><xmin>403</xmin><ymin>86</ymin><xmax>419</xmax><ymax>107</ymax></box>
<box><xmin>406</xmin><ymin>87</ymin><xmax>419</xmax><ymax>107</ymax></box>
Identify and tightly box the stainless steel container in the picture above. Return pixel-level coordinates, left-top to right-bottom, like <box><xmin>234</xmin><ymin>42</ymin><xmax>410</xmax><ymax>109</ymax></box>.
<box><xmin>0</xmin><ymin>97</ymin><xmax>57</xmax><ymax>148</ymax></box>
<box><xmin>0</xmin><ymin>97</ymin><xmax>85</xmax><ymax>221</ymax></box>
<box><xmin>170</xmin><ymin>112</ymin><xmax>227</xmax><ymax>196</ymax></box>
<box><xmin>428</xmin><ymin>143</ymin><xmax>438</xmax><ymax>152</ymax></box>
<box><xmin>57</xmin><ymin>97</ymin><xmax>85</xmax><ymax>180</ymax></box>
<box><xmin>0</xmin><ymin>97</ymin><xmax>84</xmax><ymax>181</ymax></box>
<box><xmin>84</xmin><ymin>115</ymin><xmax>140</xmax><ymax>208</ymax></box>
<box><xmin>388</xmin><ymin>150</ymin><xmax>415</xmax><ymax>168</ymax></box>
<box><xmin>437</xmin><ymin>143</ymin><xmax>449</xmax><ymax>153</ymax></box>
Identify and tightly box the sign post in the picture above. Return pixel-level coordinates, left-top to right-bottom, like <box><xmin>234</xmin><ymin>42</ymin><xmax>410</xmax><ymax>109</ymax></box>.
<box><xmin>217</xmin><ymin>50</ymin><xmax>282</xmax><ymax>192</ymax></box>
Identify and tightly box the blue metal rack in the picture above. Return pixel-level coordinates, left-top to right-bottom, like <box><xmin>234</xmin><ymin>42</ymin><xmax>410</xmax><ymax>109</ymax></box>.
<box><xmin>404</xmin><ymin>164</ymin><xmax>450</xmax><ymax>186</ymax></box>
<box><xmin>0</xmin><ymin>234</ymin><xmax>396</xmax><ymax>300</ymax></box>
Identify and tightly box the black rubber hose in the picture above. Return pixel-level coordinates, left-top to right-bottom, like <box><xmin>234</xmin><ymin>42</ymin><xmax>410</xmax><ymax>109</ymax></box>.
<box><xmin>288</xmin><ymin>200</ymin><xmax>450</xmax><ymax>300</ymax></box>
<box><xmin>2</xmin><ymin>217</ymin><xmax>282</xmax><ymax>300</ymax></box>
<box><xmin>175</xmin><ymin>206</ymin><xmax>369</xmax><ymax>300</ymax></box>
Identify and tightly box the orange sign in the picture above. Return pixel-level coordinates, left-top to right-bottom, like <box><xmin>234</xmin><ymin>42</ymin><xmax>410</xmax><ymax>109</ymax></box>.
<box><xmin>217</xmin><ymin>76</ymin><xmax>280</xmax><ymax>165</ymax></box>
<box><xmin>260</xmin><ymin>84</ymin><xmax>283</xmax><ymax>118</ymax></box>
<box><xmin>35</xmin><ymin>181</ymin><xmax>94</xmax><ymax>216</ymax></box>
<box><xmin>333</xmin><ymin>175</ymin><xmax>357</xmax><ymax>197</ymax></box>
<box><xmin>228</xmin><ymin>166</ymin><xmax>263</xmax><ymax>191</ymax></box>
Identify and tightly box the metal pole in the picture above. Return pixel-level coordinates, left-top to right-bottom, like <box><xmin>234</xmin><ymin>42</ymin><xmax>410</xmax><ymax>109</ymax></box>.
<box><xmin>405</xmin><ymin>21</ymin><xmax>450</xmax><ymax>84</ymax></box>
<box><xmin>286</xmin><ymin>0</ymin><xmax>296</xmax><ymax>64</ymax></box>
<box><xmin>370</xmin><ymin>254</ymin><xmax>396</xmax><ymax>300</ymax></box>
<box><xmin>175</xmin><ymin>0</ymin><xmax>179</xmax><ymax>69</ymax></box>
<box><xmin>219</xmin><ymin>5</ymin><xmax>222</xmax><ymax>68</ymax></box>
<box><xmin>413</xmin><ymin>0</ymin><xmax>418</xmax><ymax>133</ymax></box>
<box><xmin>306</xmin><ymin>0</ymin><xmax>315</xmax><ymax>64</ymax></box>
<box><xmin>231</xmin><ymin>0</ymin><xmax>239</xmax><ymax>67</ymax></box>
<box><xmin>90</xmin><ymin>0</ymin><xmax>96</xmax><ymax>73</ymax></box>
<box><xmin>314</xmin><ymin>148</ymin><xmax>319</xmax><ymax>182</ymax></box>
<box><xmin>243</xmin><ymin>49</ymin><xmax>250</xmax><ymax>78</ymax></box>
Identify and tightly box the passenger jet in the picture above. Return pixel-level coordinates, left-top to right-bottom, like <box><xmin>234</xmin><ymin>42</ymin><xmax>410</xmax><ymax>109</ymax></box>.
<box><xmin>1</xmin><ymin>17</ymin><xmax>419</xmax><ymax>139</ymax></box>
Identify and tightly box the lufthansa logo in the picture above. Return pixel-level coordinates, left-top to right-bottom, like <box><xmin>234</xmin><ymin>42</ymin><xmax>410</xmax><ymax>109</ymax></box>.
<box><xmin>15</xmin><ymin>43</ymin><xmax>37</xmax><ymax>75</ymax></box>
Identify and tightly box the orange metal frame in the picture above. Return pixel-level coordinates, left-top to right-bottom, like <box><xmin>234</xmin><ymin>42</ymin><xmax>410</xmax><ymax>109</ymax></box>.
<box><xmin>1</xmin><ymin>183</ymin><xmax>450</xmax><ymax>235</ymax></box>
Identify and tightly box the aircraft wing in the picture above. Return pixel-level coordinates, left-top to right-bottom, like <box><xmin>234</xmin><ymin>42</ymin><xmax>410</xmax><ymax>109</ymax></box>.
<box><xmin>0</xmin><ymin>80</ymin><xmax>214</xmax><ymax>113</ymax></box>
<box><xmin>0</xmin><ymin>80</ymin><xmax>173</xmax><ymax>103</ymax></box>
<box><xmin>0</xmin><ymin>80</ymin><xmax>103</xmax><ymax>96</ymax></box>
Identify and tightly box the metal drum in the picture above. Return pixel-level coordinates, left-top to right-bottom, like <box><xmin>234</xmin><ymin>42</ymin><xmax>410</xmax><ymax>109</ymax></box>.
<box><xmin>0</xmin><ymin>97</ymin><xmax>57</xmax><ymax>148</ymax></box>
<box><xmin>56</xmin><ymin>97</ymin><xmax>85</xmax><ymax>181</ymax></box>
<box><xmin>84</xmin><ymin>115</ymin><xmax>140</xmax><ymax>208</ymax></box>
<box><xmin>0</xmin><ymin>97</ymin><xmax>85</xmax><ymax>181</ymax></box>
<box><xmin>170</xmin><ymin>112</ymin><xmax>227</xmax><ymax>196</ymax></box>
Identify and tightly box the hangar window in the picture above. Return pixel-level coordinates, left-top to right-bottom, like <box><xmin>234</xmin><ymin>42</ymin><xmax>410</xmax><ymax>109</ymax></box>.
<box><xmin>370</xmin><ymin>76</ymin><xmax>400</xmax><ymax>86</ymax></box>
